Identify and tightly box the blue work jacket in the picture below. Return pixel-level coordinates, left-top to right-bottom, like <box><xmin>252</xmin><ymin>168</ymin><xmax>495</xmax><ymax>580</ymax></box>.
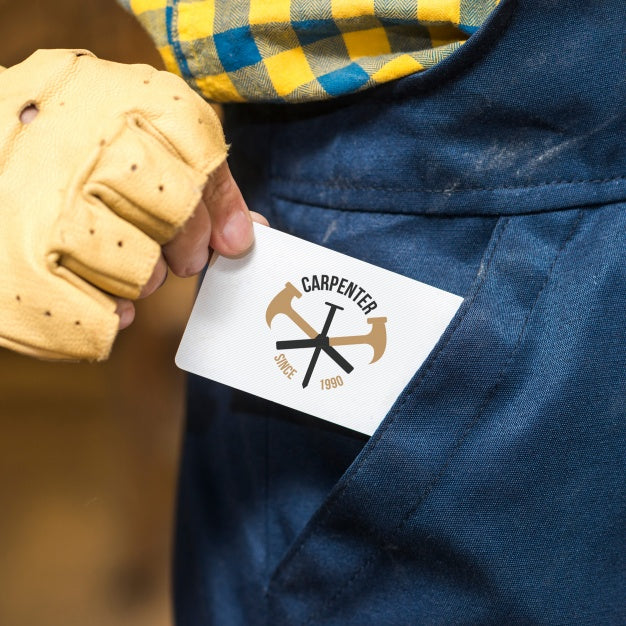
<box><xmin>175</xmin><ymin>0</ymin><xmax>626</xmax><ymax>623</ymax></box>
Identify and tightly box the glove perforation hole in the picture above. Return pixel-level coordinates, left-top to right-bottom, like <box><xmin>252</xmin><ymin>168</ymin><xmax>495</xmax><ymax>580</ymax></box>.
<box><xmin>130</xmin><ymin>164</ymin><xmax>138</xmax><ymax>172</ymax></box>
<box><xmin>173</xmin><ymin>96</ymin><xmax>181</xmax><ymax>101</ymax></box>
<box><xmin>117</xmin><ymin>240</ymin><xmax>124</xmax><ymax>247</ymax></box>
<box><xmin>143</xmin><ymin>80</ymin><xmax>150</xmax><ymax>85</ymax></box>
<box><xmin>75</xmin><ymin>321</ymin><xmax>81</xmax><ymax>326</ymax></box>
<box><xmin>89</xmin><ymin>229</ymin><xmax>95</xmax><ymax>235</ymax></box>
<box><xmin>19</xmin><ymin>102</ymin><xmax>39</xmax><ymax>124</ymax></box>
<box><xmin>16</xmin><ymin>295</ymin><xmax>21</xmax><ymax>302</ymax></box>
<box><xmin>158</xmin><ymin>185</ymin><xmax>164</xmax><ymax>192</ymax></box>
<box><xmin>44</xmin><ymin>310</ymin><xmax>52</xmax><ymax>317</ymax></box>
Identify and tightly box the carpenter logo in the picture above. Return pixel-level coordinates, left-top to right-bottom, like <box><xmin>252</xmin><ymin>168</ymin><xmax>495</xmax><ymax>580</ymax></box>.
<box><xmin>266</xmin><ymin>276</ymin><xmax>387</xmax><ymax>389</ymax></box>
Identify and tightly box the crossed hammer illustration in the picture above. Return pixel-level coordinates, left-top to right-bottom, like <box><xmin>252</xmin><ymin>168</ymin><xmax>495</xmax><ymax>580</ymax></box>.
<box><xmin>266</xmin><ymin>282</ymin><xmax>387</xmax><ymax>388</ymax></box>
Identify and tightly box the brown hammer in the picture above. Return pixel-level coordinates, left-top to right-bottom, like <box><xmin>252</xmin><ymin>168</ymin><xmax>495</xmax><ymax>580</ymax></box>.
<box><xmin>329</xmin><ymin>317</ymin><xmax>387</xmax><ymax>363</ymax></box>
<box><xmin>266</xmin><ymin>282</ymin><xmax>317</xmax><ymax>338</ymax></box>
<box><xmin>267</xmin><ymin>282</ymin><xmax>387</xmax><ymax>364</ymax></box>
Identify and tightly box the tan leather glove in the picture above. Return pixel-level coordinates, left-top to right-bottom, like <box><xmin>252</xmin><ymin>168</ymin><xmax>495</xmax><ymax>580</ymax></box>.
<box><xmin>0</xmin><ymin>49</ymin><xmax>227</xmax><ymax>361</ymax></box>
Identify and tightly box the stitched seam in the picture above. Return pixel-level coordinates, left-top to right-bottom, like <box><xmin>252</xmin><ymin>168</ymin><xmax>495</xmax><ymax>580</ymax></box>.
<box><xmin>304</xmin><ymin>209</ymin><xmax>585</xmax><ymax>624</ymax></box>
<box><xmin>271</xmin><ymin>175</ymin><xmax>626</xmax><ymax>194</ymax></box>
<box><xmin>166</xmin><ymin>0</ymin><xmax>192</xmax><ymax>79</ymax></box>
<box><xmin>271</xmin><ymin>217</ymin><xmax>510</xmax><ymax>588</ymax></box>
<box><xmin>271</xmin><ymin>192</ymin><xmax>624</xmax><ymax>218</ymax></box>
<box><xmin>127</xmin><ymin>111</ymin><xmax>188</xmax><ymax>164</ymax></box>
<box><xmin>264</xmin><ymin>414</ymin><xmax>270</xmax><ymax>581</ymax></box>
<box><xmin>88</xmin><ymin>181</ymin><xmax>192</xmax><ymax>240</ymax></box>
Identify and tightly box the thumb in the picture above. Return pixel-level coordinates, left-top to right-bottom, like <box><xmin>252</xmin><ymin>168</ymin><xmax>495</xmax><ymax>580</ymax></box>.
<box><xmin>204</xmin><ymin>162</ymin><xmax>254</xmax><ymax>257</ymax></box>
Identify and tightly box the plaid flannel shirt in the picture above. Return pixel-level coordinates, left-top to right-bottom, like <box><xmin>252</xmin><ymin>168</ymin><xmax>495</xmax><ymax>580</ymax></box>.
<box><xmin>120</xmin><ymin>0</ymin><xmax>498</xmax><ymax>103</ymax></box>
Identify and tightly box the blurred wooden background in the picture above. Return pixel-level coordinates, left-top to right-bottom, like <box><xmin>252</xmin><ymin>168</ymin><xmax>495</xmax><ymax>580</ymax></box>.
<box><xmin>0</xmin><ymin>2</ymin><xmax>197</xmax><ymax>625</ymax></box>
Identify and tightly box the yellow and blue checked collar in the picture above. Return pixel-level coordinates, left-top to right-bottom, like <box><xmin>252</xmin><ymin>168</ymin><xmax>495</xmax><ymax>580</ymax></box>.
<box><xmin>120</xmin><ymin>0</ymin><xmax>498</xmax><ymax>102</ymax></box>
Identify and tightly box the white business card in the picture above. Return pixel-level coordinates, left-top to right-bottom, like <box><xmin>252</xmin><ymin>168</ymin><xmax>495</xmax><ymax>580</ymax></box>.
<box><xmin>176</xmin><ymin>223</ymin><xmax>463</xmax><ymax>435</ymax></box>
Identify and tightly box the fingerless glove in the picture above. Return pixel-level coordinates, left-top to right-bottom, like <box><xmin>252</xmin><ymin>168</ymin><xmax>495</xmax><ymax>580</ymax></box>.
<box><xmin>0</xmin><ymin>49</ymin><xmax>227</xmax><ymax>360</ymax></box>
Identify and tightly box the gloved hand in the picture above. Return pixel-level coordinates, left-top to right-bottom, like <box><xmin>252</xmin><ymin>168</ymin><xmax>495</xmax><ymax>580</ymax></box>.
<box><xmin>0</xmin><ymin>49</ymin><xmax>228</xmax><ymax>361</ymax></box>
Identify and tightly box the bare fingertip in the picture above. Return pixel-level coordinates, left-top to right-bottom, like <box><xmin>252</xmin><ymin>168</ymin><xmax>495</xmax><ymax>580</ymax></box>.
<box><xmin>221</xmin><ymin>210</ymin><xmax>254</xmax><ymax>254</ymax></box>
<box><xmin>169</xmin><ymin>252</ymin><xmax>209</xmax><ymax>278</ymax></box>
<box><xmin>250</xmin><ymin>211</ymin><xmax>270</xmax><ymax>227</ymax></box>
<box><xmin>116</xmin><ymin>301</ymin><xmax>135</xmax><ymax>329</ymax></box>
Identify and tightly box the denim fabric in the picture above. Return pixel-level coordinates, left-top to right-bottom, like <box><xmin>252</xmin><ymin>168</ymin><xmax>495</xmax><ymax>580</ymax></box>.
<box><xmin>174</xmin><ymin>0</ymin><xmax>626</xmax><ymax>623</ymax></box>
